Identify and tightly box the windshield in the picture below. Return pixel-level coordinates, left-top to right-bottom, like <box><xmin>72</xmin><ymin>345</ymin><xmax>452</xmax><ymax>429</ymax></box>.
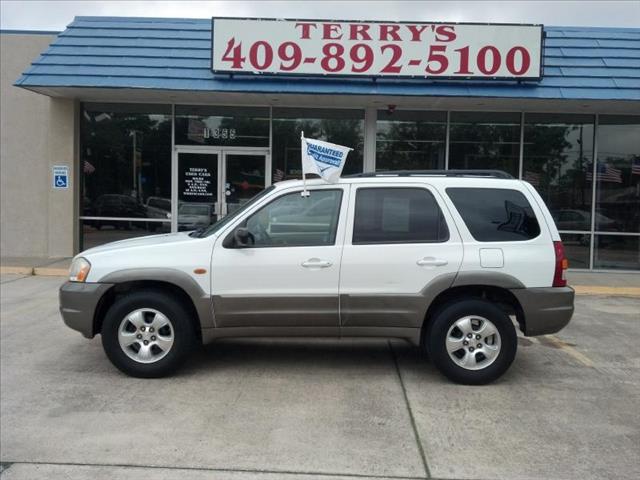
<box><xmin>197</xmin><ymin>186</ymin><xmax>276</xmax><ymax>237</ymax></box>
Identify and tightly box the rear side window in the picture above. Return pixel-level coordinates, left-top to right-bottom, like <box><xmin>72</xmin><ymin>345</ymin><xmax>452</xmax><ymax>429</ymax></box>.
<box><xmin>353</xmin><ymin>188</ymin><xmax>449</xmax><ymax>244</ymax></box>
<box><xmin>446</xmin><ymin>187</ymin><xmax>541</xmax><ymax>241</ymax></box>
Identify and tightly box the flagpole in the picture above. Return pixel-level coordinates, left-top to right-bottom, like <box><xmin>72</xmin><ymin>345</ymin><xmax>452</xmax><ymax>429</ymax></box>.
<box><xmin>301</xmin><ymin>130</ymin><xmax>310</xmax><ymax>197</ymax></box>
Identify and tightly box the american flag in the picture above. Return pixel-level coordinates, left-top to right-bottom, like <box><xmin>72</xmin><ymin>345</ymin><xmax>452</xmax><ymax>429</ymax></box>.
<box><xmin>273</xmin><ymin>168</ymin><xmax>285</xmax><ymax>182</ymax></box>
<box><xmin>523</xmin><ymin>170</ymin><xmax>541</xmax><ymax>187</ymax></box>
<box><xmin>83</xmin><ymin>160</ymin><xmax>95</xmax><ymax>174</ymax></box>
<box><xmin>632</xmin><ymin>158</ymin><xmax>640</xmax><ymax>176</ymax></box>
<box><xmin>586</xmin><ymin>162</ymin><xmax>622</xmax><ymax>183</ymax></box>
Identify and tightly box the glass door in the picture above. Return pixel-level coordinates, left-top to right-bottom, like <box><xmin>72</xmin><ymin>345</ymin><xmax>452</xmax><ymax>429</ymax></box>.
<box><xmin>222</xmin><ymin>152</ymin><xmax>269</xmax><ymax>215</ymax></box>
<box><xmin>174</xmin><ymin>151</ymin><xmax>220</xmax><ymax>231</ymax></box>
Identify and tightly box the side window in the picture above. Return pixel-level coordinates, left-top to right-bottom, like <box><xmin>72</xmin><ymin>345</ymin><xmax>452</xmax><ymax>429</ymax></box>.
<box><xmin>446</xmin><ymin>187</ymin><xmax>541</xmax><ymax>241</ymax></box>
<box><xmin>244</xmin><ymin>189</ymin><xmax>343</xmax><ymax>247</ymax></box>
<box><xmin>352</xmin><ymin>188</ymin><xmax>449</xmax><ymax>244</ymax></box>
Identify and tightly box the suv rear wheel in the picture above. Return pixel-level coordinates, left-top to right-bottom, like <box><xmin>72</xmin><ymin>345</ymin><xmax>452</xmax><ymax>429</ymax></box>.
<box><xmin>427</xmin><ymin>299</ymin><xmax>517</xmax><ymax>385</ymax></box>
<box><xmin>101</xmin><ymin>290</ymin><xmax>196</xmax><ymax>378</ymax></box>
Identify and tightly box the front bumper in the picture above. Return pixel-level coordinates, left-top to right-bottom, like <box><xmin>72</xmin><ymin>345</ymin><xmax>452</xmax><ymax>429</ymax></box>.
<box><xmin>511</xmin><ymin>286</ymin><xmax>575</xmax><ymax>336</ymax></box>
<box><xmin>59</xmin><ymin>282</ymin><xmax>113</xmax><ymax>338</ymax></box>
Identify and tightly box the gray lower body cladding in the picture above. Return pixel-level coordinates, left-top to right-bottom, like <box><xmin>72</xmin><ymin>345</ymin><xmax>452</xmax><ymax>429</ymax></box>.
<box><xmin>59</xmin><ymin>281</ymin><xmax>114</xmax><ymax>338</ymax></box>
<box><xmin>511</xmin><ymin>286</ymin><xmax>575</xmax><ymax>336</ymax></box>
<box><xmin>212</xmin><ymin>295</ymin><xmax>338</xmax><ymax>327</ymax></box>
<box><xmin>59</xmin><ymin>278</ymin><xmax>574</xmax><ymax>342</ymax></box>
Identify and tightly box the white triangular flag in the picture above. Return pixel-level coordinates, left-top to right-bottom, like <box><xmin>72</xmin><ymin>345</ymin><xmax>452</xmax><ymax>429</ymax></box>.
<box><xmin>301</xmin><ymin>133</ymin><xmax>353</xmax><ymax>184</ymax></box>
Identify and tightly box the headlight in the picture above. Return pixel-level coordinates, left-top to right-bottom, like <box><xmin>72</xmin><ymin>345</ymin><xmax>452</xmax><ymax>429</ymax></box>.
<box><xmin>69</xmin><ymin>257</ymin><xmax>91</xmax><ymax>282</ymax></box>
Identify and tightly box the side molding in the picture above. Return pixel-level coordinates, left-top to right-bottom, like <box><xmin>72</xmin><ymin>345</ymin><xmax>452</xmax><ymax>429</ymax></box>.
<box><xmin>99</xmin><ymin>268</ymin><xmax>214</xmax><ymax>328</ymax></box>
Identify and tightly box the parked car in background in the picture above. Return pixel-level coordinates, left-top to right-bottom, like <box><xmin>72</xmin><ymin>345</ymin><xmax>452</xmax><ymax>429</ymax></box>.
<box><xmin>551</xmin><ymin>209</ymin><xmax>620</xmax><ymax>245</ymax></box>
<box><xmin>89</xmin><ymin>194</ymin><xmax>148</xmax><ymax>230</ymax></box>
<box><xmin>60</xmin><ymin>170</ymin><xmax>574</xmax><ymax>385</ymax></box>
<box><xmin>177</xmin><ymin>203</ymin><xmax>214</xmax><ymax>231</ymax></box>
<box><xmin>146</xmin><ymin>196</ymin><xmax>171</xmax><ymax>220</ymax></box>
<box><xmin>552</xmin><ymin>209</ymin><xmax>620</xmax><ymax>232</ymax></box>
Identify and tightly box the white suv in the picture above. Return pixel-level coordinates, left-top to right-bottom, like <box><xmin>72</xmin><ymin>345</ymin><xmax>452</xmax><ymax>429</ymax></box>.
<box><xmin>60</xmin><ymin>170</ymin><xmax>574</xmax><ymax>384</ymax></box>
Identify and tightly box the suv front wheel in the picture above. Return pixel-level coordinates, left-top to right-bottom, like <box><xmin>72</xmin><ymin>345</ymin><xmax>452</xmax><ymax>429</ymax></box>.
<box><xmin>428</xmin><ymin>299</ymin><xmax>517</xmax><ymax>385</ymax></box>
<box><xmin>101</xmin><ymin>290</ymin><xmax>196</xmax><ymax>378</ymax></box>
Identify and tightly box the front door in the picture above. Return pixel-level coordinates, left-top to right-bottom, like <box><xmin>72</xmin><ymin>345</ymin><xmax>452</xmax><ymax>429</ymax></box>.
<box><xmin>173</xmin><ymin>149</ymin><xmax>269</xmax><ymax>232</ymax></box>
<box><xmin>211</xmin><ymin>185</ymin><xmax>349</xmax><ymax>329</ymax></box>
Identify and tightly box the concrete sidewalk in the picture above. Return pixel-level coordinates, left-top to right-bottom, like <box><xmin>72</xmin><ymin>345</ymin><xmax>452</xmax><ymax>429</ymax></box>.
<box><xmin>1</xmin><ymin>256</ymin><xmax>639</xmax><ymax>296</ymax></box>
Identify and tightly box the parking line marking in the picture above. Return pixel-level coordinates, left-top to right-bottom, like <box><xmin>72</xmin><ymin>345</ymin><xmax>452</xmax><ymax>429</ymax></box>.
<box><xmin>539</xmin><ymin>335</ymin><xmax>595</xmax><ymax>368</ymax></box>
<box><xmin>388</xmin><ymin>340</ymin><xmax>432</xmax><ymax>479</ymax></box>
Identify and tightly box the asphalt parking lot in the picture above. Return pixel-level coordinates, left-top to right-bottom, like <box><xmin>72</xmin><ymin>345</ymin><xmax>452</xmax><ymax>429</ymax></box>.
<box><xmin>1</xmin><ymin>274</ymin><xmax>639</xmax><ymax>480</ymax></box>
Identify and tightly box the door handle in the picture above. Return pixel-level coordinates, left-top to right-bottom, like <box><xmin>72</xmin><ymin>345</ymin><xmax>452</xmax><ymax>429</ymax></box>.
<box><xmin>301</xmin><ymin>258</ymin><xmax>333</xmax><ymax>268</ymax></box>
<box><xmin>417</xmin><ymin>257</ymin><xmax>448</xmax><ymax>267</ymax></box>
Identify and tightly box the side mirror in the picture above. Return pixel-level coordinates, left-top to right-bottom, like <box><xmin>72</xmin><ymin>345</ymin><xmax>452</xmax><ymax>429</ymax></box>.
<box><xmin>233</xmin><ymin>227</ymin><xmax>254</xmax><ymax>248</ymax></box>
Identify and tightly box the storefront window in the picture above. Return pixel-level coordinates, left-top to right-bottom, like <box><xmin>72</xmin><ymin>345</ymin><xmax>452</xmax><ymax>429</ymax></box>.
<box><xmin>80</xmin><ymin>103</ymin><xmax>172</xmax><ymax>249</ymax></box>
<box><xmin>175</xmin><ymin>105</ymin><xmax>269</xmax><ymax>147</ymax></box>
<box><xmin>376</xmin><ymin>110</ymin><xmax>446</xmax><ymax>171</ymax></box>
<box><xmin>594</xmin><ymin>115</ymin><xmax>640</xmax><ymax>234</ymax></box>
<box><xmin>559</xmin><ymin>233</ymin><xmax>591</xmax><ymax>269</ymax></box>
<box><xmin>80</xmin><ymin>103</ymin><xmax>172</xmax><ymax>221</ymax></box>
<box><xmin>449</xmin><ymin>112</ymin><xmax>520</xmax><ymax>176</ymax></box>
<box><xmin>272</xmin><ymin>108</ymin><xmax>364</xmax><ymax>181</ymax></box>
<box><xmin>523</xmin><ymin>114</ymin><xmax>595</xmax><ymax>233</ymax></box>
<box><xmin>594</xmin><ymin>235</ymin><xmax>640</xmax><ymax>270</ymax></box>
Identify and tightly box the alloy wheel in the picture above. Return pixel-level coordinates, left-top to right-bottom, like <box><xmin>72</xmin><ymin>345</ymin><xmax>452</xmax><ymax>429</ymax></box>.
<box><xmin>445</xmin><ymin>315</ymin><xmax>502</xmax><ymax>371</ymax></box>
<box><xmin>117</xmin><ymin>308</ymin><xmax>174</xmax><ymax>364</ymax></box>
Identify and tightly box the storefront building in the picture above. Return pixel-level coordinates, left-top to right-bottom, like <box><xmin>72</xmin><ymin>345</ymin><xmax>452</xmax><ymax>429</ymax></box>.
<box><xmin>1</xmin><ymin>17</ymin><xmax>639</xmax><ymax>270</ymax></box>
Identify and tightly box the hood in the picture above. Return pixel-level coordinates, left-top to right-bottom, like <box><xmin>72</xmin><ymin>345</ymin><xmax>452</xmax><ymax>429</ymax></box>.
<box><xmin>80</xmin><ymin>231</ymin><xmax>195</xmax><ymax>257</ymax></box>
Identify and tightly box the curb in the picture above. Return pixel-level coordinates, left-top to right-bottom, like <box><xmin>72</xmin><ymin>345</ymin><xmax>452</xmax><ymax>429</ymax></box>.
<box><xmin>573</xmin><ymin>285</ymin><xmax>640</xmax><ymax>297</ymax></box>
<box><xmin>0</xmin><ymin>266</ymin><xmax>34</xmax><ymax>275</ymax></box>
<box><xmin>33</xmin><ymin>267</ymin><xmax>69</xmax><ymax>276</ymax></box>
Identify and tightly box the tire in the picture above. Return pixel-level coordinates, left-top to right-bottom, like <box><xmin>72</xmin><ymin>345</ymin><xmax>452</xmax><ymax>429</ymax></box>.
<box><xmin>101</xmin><ymin>289</ymin><xmax>196</xmax><ymax>378</ymax></box>
<box><xmin>427</xmin><ymin>299</ymin><xmax>517</xmax><ymax>385</ymax></box>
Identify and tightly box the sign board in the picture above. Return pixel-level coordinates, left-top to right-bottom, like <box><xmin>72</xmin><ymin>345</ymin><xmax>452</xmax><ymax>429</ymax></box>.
<box><xmin>179</xmin><ymin>156</ymin><xmax>215</xmax><ymax>204</ymax></box>
<box><xmin>212</xmin><ymin>18</ymin><xmax>543</xmax><ymax>79</ymax></box>
<box><xmin>52</xmin><ymin>165</ymin><xmax>69</xmax><ymax>189</ymax></box>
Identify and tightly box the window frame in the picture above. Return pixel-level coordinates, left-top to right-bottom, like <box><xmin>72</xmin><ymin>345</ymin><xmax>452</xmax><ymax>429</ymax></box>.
<box><xmin>223</xmin><ymin>188</ymin><xmax>345</xmax><ymax>249</ymax></box>
<box><xmin>351</xmin><ymin>186</ymin><xmax>450</xmax><ymax>245</ymax></box>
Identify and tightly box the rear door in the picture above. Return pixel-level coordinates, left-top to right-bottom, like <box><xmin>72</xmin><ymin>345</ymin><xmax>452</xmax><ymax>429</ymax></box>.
<box><xmin>339</xmin><ymin>183</ymin><xmax>463</xmax><ymax>329</ymax></box>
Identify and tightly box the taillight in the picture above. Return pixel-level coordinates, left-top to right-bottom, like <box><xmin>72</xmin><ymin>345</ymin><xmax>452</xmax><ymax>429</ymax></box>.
<box><xmin>553</xmin><ymin>241</ymin><xmax>569</xmax><ymax>287</ymax></box>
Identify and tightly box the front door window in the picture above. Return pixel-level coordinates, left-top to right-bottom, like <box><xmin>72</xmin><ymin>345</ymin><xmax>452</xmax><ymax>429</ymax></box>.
<box><xmin>244</xmin><ymin>189</ymin><xmax>343</xmax><ymax>247</ymax></box>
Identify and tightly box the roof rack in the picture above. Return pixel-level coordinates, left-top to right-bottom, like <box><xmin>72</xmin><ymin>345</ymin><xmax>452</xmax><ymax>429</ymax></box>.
<box><xmin>345</xmin><ymin>169</ymin><xmax>514</xmax><ymax>179</ymax></box>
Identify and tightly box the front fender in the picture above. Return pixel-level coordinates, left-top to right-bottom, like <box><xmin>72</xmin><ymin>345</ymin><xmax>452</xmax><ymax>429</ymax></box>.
<box><xmin>98</xmin><ymin>268</ymin><xmax>215</xmax><ymax>328</ymax></box>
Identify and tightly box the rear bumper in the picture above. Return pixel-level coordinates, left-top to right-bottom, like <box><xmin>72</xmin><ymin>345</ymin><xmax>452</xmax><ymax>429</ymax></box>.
<box><xmin>59</xmin><ymin>282</ymin><xmax>113</xmax><ymax>338</ymax></box>
<box><xmin>511</xmin><ymin>286</ymin><xmax>575</xmax><ymax>336</ymax></box>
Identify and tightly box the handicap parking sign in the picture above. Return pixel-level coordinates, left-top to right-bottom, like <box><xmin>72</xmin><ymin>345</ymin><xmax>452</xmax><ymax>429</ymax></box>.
<box><xmin>52</xmin><ymin>165</ymin><xmax>69</xmax><ymax>189</ymax></box>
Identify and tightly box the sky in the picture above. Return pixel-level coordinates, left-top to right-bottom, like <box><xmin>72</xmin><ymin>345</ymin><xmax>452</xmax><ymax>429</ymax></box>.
<box><xmin>1</xmin><ymin>0</ymin><xmax>639</xmax><ymax>31</ymax></box>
